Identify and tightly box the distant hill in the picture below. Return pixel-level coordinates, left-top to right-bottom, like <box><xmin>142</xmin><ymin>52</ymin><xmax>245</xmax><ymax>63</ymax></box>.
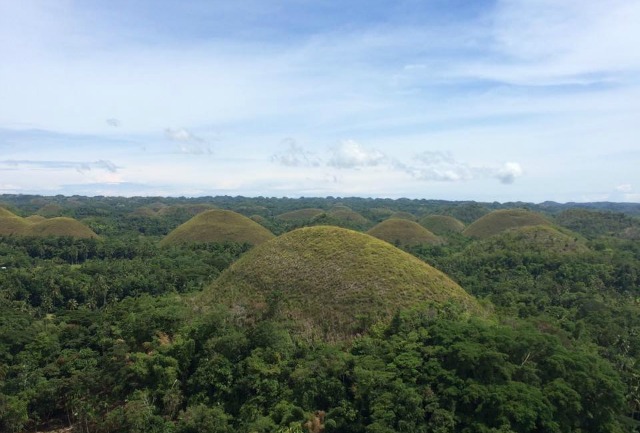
<box><xmin>209</xmin><ymin>226</ymin><xmax>482</xmax><ymax>340</ymax></box>
<box><xmin>555</xmin><ymin>208</ymin><xmax>640</xmax><ymax>240</ymax></box>
<box><xmin>26</xmin><ymin>217</ymin><xmax>98</xmax><ymax>239</ymax></box>
<box><xmin>160</xmin><ymin>209</ymin><xmax>275</xmax><ymax>246</ymax></box>
<box><xmin>465</xmin><ymin>225</ymin><xmax>588</xmax><ymax>255</ymax></box>
<box><xmin>419</xmin><ymin>215</ymin><xmax>465</xmax><ymax>235</ymax></box>
<box><xmin>275</xmin><ymin>208</ymin><xmax>325</xmax><ymax>222</ymax></box>
<box><xmin>463</xmin><ymin>209</ymin><xmax>552</xmax><ymax>239</ymax></box>
<box><xmin>388</xmin><ymin>211</ymin><xmax>417</xmax><ymax>221</ymax></box>
<box><xmin>367</xmin><ymin>218</ymin><xmax>442</xmax><ymax>247</ymax></box>
<box><xmin>0</xmin><ymin>208</ymin><xmax>97</xmax><ymax>238</ymax></box>
<box><xmin>155</xmin><ymin>203</ymin><xmax>216</xmax><ymax>218</ymax></box>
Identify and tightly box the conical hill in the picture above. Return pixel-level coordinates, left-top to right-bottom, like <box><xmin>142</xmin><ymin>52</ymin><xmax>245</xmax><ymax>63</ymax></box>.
<box><xmin>466</xmin><ymin>225</ymin><xmax>588</xmax><ymax>255</ymax></box>
<box><xmin>367</xmin><ymin>218</ymin><xmax>442</xmax><ymax>247</ymax></box>
<box><xmin>209</xmin><ymin>226</ymin><xmax>481</xmax><ymax>340</ymax></box>
<box><xmin>160</xmin><ymin>209</ymin><xmax>275</xmax><ymax>246</ymax></box>
<box><xmin>26</xmin><ymin>217</ymin><xmax>98</xmax><ymax>239</ymax></box>
<box><xmin>419</xmin><ymin>215</ymin><xmax>465</xmax><ymax>235</ymax></box>
<box><xmin>463</xmin><ymin>209</ymin><xmax>551</xmax><ymax>239</ymax></box>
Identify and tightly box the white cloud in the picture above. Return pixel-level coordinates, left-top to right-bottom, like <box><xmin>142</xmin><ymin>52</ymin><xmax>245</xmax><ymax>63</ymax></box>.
<box><xmin>271</xmin><ymin>138</ymin><xmax>321</xmax><ymax>167</ymax></box>
<box><xmin>327</xmin><ymin>140</ymin><xmax>386</xmax><ymax>169</ymax></box>
<box><xmin>495</xmin><ymin>162</ymin><xmax>523</xmax><ymax>184</ymax></box>
<box><xmin>164</xmin><ymin>128</ymin><xmax>203</xmax><ymax>143</ymax></box>
<box><xmin>164</xmin><ymin>128</ymin><xmax>212</xmax><ymax>155</ymax></box>
<box><xmin>409</xmin><ymin>151</ymin><xmax>474</xmax><ymax>182</ymax></box>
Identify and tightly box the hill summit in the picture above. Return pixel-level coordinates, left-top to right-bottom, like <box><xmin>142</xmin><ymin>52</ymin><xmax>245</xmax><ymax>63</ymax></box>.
<box><xmin>463</xmin><ymin>209</ymin><xmax>551</xmax><ymax>239</ymax></box>
<box><xmin>160</xmin><ymin>209</ymin><xmax>275</xmax><ymax>246</ymax></box>
<box><xmin>367</xmin><ymin>218</ymin><xmax>442</xmax><ymax>246</ymax></box>
<box><xmin>209</xmin><ymin>226</ymin><xmax>481</xmax><ymax>340</ymax></box>
<box><xmin>419</xmin><ymin>215</ymin><xmax>465</xmax><ymax>235</ymax></box>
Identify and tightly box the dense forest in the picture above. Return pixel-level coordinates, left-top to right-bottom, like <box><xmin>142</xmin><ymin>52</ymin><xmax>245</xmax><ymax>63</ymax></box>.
<box><xmin>1</xmin><ymin>194</ymin><xmax>640</xmax><ymax>432</ymax></box>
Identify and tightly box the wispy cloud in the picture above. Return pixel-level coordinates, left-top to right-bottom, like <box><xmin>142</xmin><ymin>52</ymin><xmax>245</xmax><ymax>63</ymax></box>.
<box><xmin>164</xmin><ymin>128</ymin><xmax>212</xmax><ymax>154</ymax></box>
<box><xmin>0</xmin><ymin>159</ymin><xmax>119</xmax><ymax>173</ymax></box>
<box><xmin>106</xmin><ymin>118</ymin><xmax>121</xmax><ymax>127</ymax></box>
<box><xmin>271</xmin><ymin>138</ymin><xmax>321</xmax><ymax>167</ymax></box>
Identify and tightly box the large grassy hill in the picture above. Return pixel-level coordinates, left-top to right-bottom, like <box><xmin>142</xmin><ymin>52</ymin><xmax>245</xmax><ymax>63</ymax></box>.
<box><xmin>367</xmin><ymin>218</ymin><xmax>442</xmax><ymax>247</ymax></box>
<box><xmin>419</xmin><ymin>215</ymin><xmax>465</xmax><ymax>235</ymax></box>
<box><xmin>208</xmin><ymin>226</ymin><xmax>482</xmax><ymax>340</ymax></box>
<box><xmin>463</xmin><ymin>209</ymin><xmax>551</xmax><ymax>239</ymax></box>
<box><xmin>160</xmin><ymin>209</ymin><xmax>275</xmax><ymax>246</ymax></box>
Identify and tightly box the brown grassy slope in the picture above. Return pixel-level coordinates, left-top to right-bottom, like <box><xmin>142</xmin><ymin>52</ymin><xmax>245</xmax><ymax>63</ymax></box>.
<box><xmin>327</xmin><ymin>207</ymin><xmax>370</xmax><ymax>225</ymax></box>
<box><xmin>160</xmin><ymin>209</ymin><xmax>275</xmax><ymax>246</ymax></box>
<box><xmin>0</xmin><ymin>207</ymin><xmax>21</xmax><ymax>218</ymax></box>
<box><xmin>208</xmin><ymin>226</ymin><xmax>482</xmax><ymax>340</ymax></box>
<box><xmin>419</xmin><ymin>215</ymin><xmax>465</xmax><ymax>235</ymax></box>
<box><xmin>389</xmin><ymin>211</ymin><xmax>417</xmax><ymax>221</ymax></box>
<box><xmin>367</xmin><ymin>218</ymin><xmax>442</xmax><ymax>246</ymax></box>
<box><xmin>276</xmin><ymin>208</ymin><xmax>325</xmax><ymax>222</ymax></box>
<box><xmin>24</xmin><ymin>215</ymin><xmax>47</xmax><ymax>223</ymax></box>
<box><xmin>25</xmin><ymin>218</ymin><xmax>98</xmax><ymax>239</ymax></box>
<box><xmin>0</xmin><ymin>208</ymin><xmax>29</xmax><ymax>235</ymax></box>
<box><xmin>463</xmin><ymin>209</ymin><xmax>552</xmax><ymax>239</ymax></box>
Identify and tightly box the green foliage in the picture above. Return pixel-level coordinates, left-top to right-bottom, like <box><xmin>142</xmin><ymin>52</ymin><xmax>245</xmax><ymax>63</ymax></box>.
<box><xmin>1</xmin><ymin>195</ymin><xmax>640</xmax><ymax>432</ymax></box>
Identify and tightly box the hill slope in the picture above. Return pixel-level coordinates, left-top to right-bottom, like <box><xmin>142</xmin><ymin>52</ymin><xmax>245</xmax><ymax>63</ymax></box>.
<box><xmin>0</xmin><ymin>209</ymin><xmax>98</xmax><ymax>238</ymax></box>
<box><xmin>275</xmin><ymin>208</ymin><xmax>325</xmax><ymax>222</ymax></box>
<box><xmin>367</xmin><ymin>218</ymin><xmax>442</xmax><ymax>246</ymax></box>
<box><xmin>463</xmin><ymin>209</ymin><xmax>551</xmax><ymax>239</ymax></box>
<box><xmin>419</xmin><ymin>215</ymin><xmax>465</xmax><ymax>235</ymax></box>
<box><xmin>466</xmin><ymin>225</ymin><xmax>588</xmax><ymax>255</ymax></box>
<box><xmin>160</xmin><ymin>209</ymin><xmax>274</xmax><ymax>246</ymax></box>
<box><xmin>209</xmin><ymin>226</ymin><xmax>482</xmax><ymax>340</ymax></box>
<box><xmin>25</xmin><ymin>217</ymin><xmax>98</xmax><ymax>239</ymax></box>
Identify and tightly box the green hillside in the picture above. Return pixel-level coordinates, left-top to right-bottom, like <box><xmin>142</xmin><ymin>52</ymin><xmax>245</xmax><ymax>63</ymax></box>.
<box><xmin>275</xmin><ymin>208</ymin><xmax>325</xmax><ymax>222</ymax></box>
<box><xmin>160</xmin><ymin>209</ymin><xmax>275</xmax><ymax>246</ymax></box>
<box><xmin>209</xmin><ymin>226</ymin><xmax>482</xmax><ymax>340</ymax></box>
<box><xmin>465</xmin><ymin>225</ymin><xmax>588</xmax><ymax>255</ymax></box>
<box><xmin>463</xmin><ymin>208</ymin><xmax>551</xmax><ymax>238</ymax></box>
<box><xmin>555</xmin><ymin>208</ymin><xmax>640</xmax><ymax>239</ymax></box>
<box><xmin>367</xmin><ymin>218</ymin><xmax>442</xmax><ymax>247</ymax></box>
<box><xmin>419</xmin><ymin>214</ymin><xmax>465</xmax><ymax>235</ymax></box>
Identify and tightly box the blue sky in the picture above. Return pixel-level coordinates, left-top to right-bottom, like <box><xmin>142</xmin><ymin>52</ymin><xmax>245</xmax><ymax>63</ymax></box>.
<box><xmin>1</xmin><ymin>0</ymin><xmax>639</xmax><ymax>202</ymax></box>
